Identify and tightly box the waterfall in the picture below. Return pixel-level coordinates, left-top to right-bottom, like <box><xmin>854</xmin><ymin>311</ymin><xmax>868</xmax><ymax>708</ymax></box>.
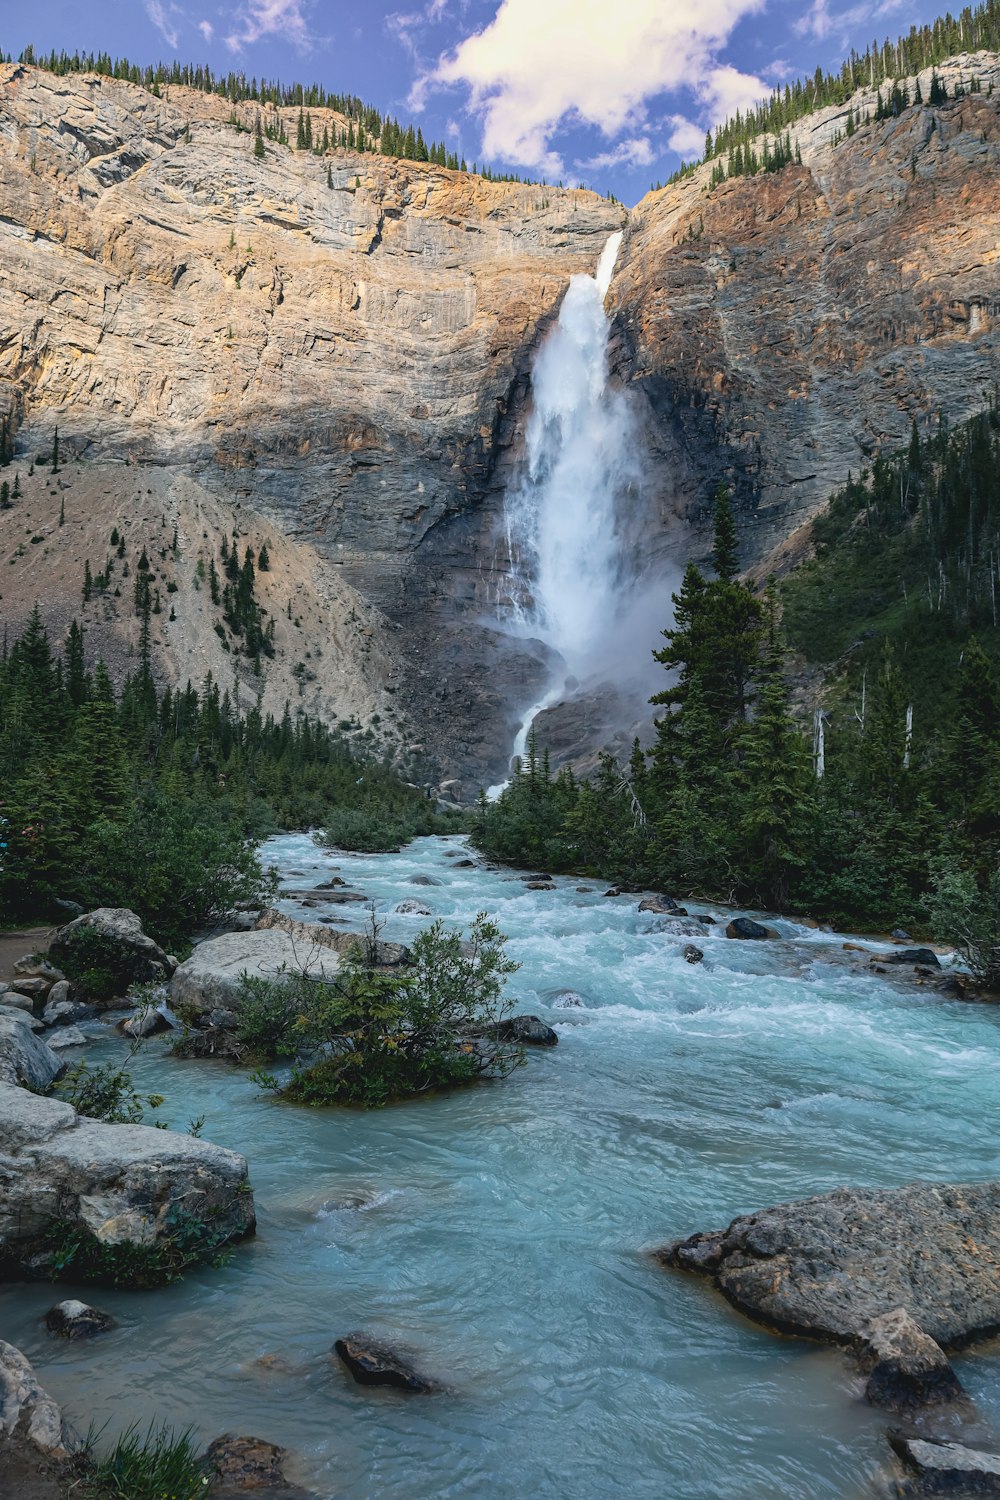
<box><xmin>489</xmin><ymin>231</ymin><xmax>659</xmax><ymax>797</ymax></box>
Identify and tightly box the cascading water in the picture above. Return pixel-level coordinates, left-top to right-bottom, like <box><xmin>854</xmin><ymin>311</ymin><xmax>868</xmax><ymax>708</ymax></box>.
<box><xmin>489</xmin><ymin>232</ymin><xmax>667</xmax><ymax>796</ymax></box>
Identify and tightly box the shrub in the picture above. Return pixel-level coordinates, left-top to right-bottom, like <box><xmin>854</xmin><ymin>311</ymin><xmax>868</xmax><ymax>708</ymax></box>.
<box><xmin>259</xmin><ymin>912</ymin><xmax>524</xmax><ymax>1106</ymax></box>
<box><xmin>38</xmin><ymin>1205</ymin><xmax>238</xmax><ymax>1287</ymax></box>
<box><xmin>316</xmin><ymin>807</ymin><xmax>417</xmax><ymax>853</ymax></box>
<box><xmin>52</xmin><ymin>927</ymin><xmax>164</xmax><ymax>1001</ymax></box>
<box><xmin>83</xmin><ymin>1421</ymin><xmax>207</xmax><ymax>1500</ymax></box>
<box><xmin>54</xmin><ymin>1057</ymin><xmax>165</xmax><ymax>1123</ymax></box>
<box><xmin>234</xmin><ymin>974</ymin><xmax>302</xmax><ymax>1058</ymax></box>
<box><xmin>930</xmin><ymin>865</ymin><xmax>1000</xmax><ymax>989</ymax></box>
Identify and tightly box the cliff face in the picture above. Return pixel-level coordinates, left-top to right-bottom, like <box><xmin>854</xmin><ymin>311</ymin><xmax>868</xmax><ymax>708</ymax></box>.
<box><xmin>0</xmin><ymin>63</ymin><xmax>622</xmax><ymax>780</ymax></box>
<box><xmin>2</xmin><ymin>58</ymin><xmax>1000</xmax><ymax>786</ymax></box>
<box><xmin>611</xmin><ymin>53</ymin><xmax>1000</xmax><ymax>563</ymax></box>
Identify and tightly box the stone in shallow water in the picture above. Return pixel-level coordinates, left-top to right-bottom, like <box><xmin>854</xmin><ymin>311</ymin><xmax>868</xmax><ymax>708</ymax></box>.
<box><xmin>888</xmin><ymin>1431</ymin><xmax>1000</xmax><ymax>1495</ymax></box>
<box><xmin>659</xmin><ymin>1181</ymin><xmax>1000</xmax><ymax>1349</ymax></box>
<box><xmin>333</xmin><ymin>1334</ymin><xmax>436</xmax><ymax>1392</ymax></box>
<box><xmin>683</xmin><ymin>945</ymin><xmax>704</xmax><ymax>965</ymax></box>
<box><xmin>204</xmin><ymin>1433</ymin><xmax>317</xmax><ymax>1495</ymax></box>
<box><xmin>497</xmin><ymin>1015</ymin><xmax>559</xmax><ymax>1046</ymax></box>
<box><xmin>44</xmin><ymin>1300</ymin><xmax>115</xmax><ymax>1340</ymax></box>
<box><xmin>725</xmin><ymin>917</ymin><xmax>776</xmax><ymax>940</ymax></box>
<box><xmin>885</xmin><ymin>948</ymin><xmax>942</xmax><ymax>969</ymax></box>
<box><xmin>394</xmin><ymin>899</ymin><xmax>431</xmax><ymax>916</ymax></box>
<box><xmin>858</xmin><ymin>1308</ymin><xmax>964</xmax><ymax>1411</ymax></box>
<box><xmin>638</xmin><ymin>896</ymin><xmax>680</xmax><ymax>914</ymax></box>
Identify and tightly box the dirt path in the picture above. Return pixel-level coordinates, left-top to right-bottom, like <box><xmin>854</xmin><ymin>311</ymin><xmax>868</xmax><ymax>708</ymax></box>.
<box><xmin>0</xmin><ymin>926</ymin><xmax>53</xmax><ymax>982</ymax></box>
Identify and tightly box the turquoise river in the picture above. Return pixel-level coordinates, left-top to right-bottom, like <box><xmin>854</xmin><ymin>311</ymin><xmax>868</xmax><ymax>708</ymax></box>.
<box><xmin>3</xmin><ymin>833</ymin><xmax>1000</xmax><ymax>1499</ymax></box>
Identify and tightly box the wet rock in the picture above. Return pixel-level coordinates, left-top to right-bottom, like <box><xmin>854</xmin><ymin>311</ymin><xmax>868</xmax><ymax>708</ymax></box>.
<box><xmin>497</xmin><ymin>1015</ymin><xmax>559</xmax><ymax>1046</ymax></box>
<box><xmin>394</xmin><ymin>899</ymin><xmax>432</xmax><ymax>916</ymax></box>
<box><xmin>683</xmin><ymin>945</ymin><xmax>704</xmax><ymax>964</ymax></box>
<box><xmin>454</xmin><ymin>859</ymin><xmax>477</xmax><ymax>869</ymax></box>
<box><xmin>521</xmin><ymin>873</ymin><xmax>552</xmax><ymax>883</ymax></box>
<box><xmin>408</xmin><ymin>874</ymin><xmax>442</xmax><ymax>887</ymax></box>
<box><xmin>44</xmin><ymin>980</ymin><xmax>71</xmax><ymax>1009</ymax></box>
<box><xmin>44</xmin><ymin>1300</ymin><xmax>115</xmax><ymax>1340</ymax></box>
<box><xmin>279</xmin><ymin>888</ymin><xmax>366</xmax><ymax>904</ymax></box>
<box><xmin>888</xmin><ymin>1431</ymin><xmax>1000</xmax><ymax>1494</ymax></box>
<box><xmin>653</xmin><ymin>917</ymin><xmax>710</xmax><ymax>938</ymax></box>
<box><xmin>333</xmin><ymin>1334</ymin><xmax>436</xmax><ymax>1392</ymax></box>
<box><xmin>935</xmin><ymin>976</ymin><xmax>967</xmax><ymax>999</ymax></box>
<box><xmin>575</xmin><ymin>886</ymin><xmax>595</xmax><ymax>893</ymax></box>
<box><xmin>42</xmin><ymin>997</ymin><xmax>92</xmax><ymax>1028</ymax></box>
<box><xmin>638</xmin><ymin>896</ymin><xmax>680</xmax><ymax>914</ymax></box>
<box><xmin>203</xmin><ymin>1433</ymin><xmax>316</xmax><ymax>1495</ymax></box>
<box><xmin>892</xmin><ymin>929</ymin><xmax>913</xmax><ymax>942</ymax></box>
<box><xmin>525</xmin><ymin>881</ymin><xmax>555</xmax><ymax>891</ymax></box>
<box><xmin>317</xmin><ymin>877</ymin><xmax>347</xmax><ymax>889</ymax></box>
<box><xmin>121</xmin><ymin>1000</ymin><xmax>174</xmax><ymax>1039</ymax></box>
<box><xmin>858</xmin><ymin>1309</ymin><xmax>965</xmax><ymax>1411</ymax></box>
<box><xmin>551</xmin><ymin>990</ymin><xmax>585</xmax><ymax>1009</ymax></box>
<box><xmin>45</xmin><ymin>1027</ymin><xmax>88</xmax><ymax>1050</ymax></box>
<box><xmin>725</xmin><ymin>917</ymin><xmax>777</xmax><ymax>940</ymax></box>
<box><xmin>604</xmin><ymin>885</ymin><xmax>641</xmax><ymax>897</ymax></box>
<box><xmin>0</xmin><ymin>1005</ymin><xmax>43</xmax><ymax>1032</ymax></box>
<box><xmin>884</xmin><ymin>948</ymin><xmax>942</xmax><ymax>969</ymax></box>
<box><xmin>659</xmin><ymin>1181</ymin><xmax>1000</xmax><ymax>1348</ymax></box>
<box><xmin>694</xmin><ymin>914</ymin><xmax>716</xmax><ymax>926</ymax></box>
<box><xmin>0</xmin><ymin>1339</ymin><xmax>79</xmax><ymax>1456</ymax></box>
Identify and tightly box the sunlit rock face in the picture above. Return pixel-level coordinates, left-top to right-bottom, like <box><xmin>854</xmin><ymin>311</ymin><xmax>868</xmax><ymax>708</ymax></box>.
<box><xmin>610</xmin><ymin>53</ymin><xmax>1000</xmax><ymax>567</ymax></box>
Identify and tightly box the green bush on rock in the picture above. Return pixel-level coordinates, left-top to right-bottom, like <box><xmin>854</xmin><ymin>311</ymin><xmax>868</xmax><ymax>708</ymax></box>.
<box><xmin>244</xmin><ymin>912</ymin><xmax>524</xmax><ymax>1106</ymax></box>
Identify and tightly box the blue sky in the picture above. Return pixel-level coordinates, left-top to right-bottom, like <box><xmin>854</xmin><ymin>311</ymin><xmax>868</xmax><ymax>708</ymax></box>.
<box><xmin>2</xmin><ymin>0</ymin><xmax>947</xmax><ymax>200</ymax></box>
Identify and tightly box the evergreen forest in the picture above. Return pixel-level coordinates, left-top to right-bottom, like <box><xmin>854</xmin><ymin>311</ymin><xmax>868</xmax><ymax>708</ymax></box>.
<box><xmin>0</xmin><ymin>610</ymin><xmax>456</xmax><ymax>950</ymax></box>
<box><xmin>473</xmin><ymin>407</ymin><xmax>1000</xmax><ymax>948</ymax></box>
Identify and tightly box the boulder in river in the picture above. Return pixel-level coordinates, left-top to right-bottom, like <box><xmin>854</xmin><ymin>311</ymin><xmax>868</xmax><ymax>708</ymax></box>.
<box><xmin>638</xmin><ymin>896</ymin><xmax>680</xmax><ymax>914</ymax></box>
<box><xmin>169</xmin><ymin>928</ymin><xmax>342</xmax><ymax>1017</ymax></box>
<box><xmin>333</xmin><ymin>1334</ymin><xmax>436</xmax><ymax>1392</ymax></box>
<box><xmin>884</xmin><ymin>948</ymin><xmax>942</xmax><ymax>969</ymax></box>
<box><xmin>653</xmin><ymin>918</ymin><xmax>710</xmax><ymax>938</ymax></box>
<box><xmin>407</xmin><ymin>874</ymin><xmax>442</xmax><ymax>887</ymax></box>
<box><xmin>44</xmin><ymin>1300</ymin><xmax>115</xmax><ymax>1340</ymax></box>
<box><xmin>659</xmin><ymin>1181</ymin><xmax>1000</xmax><ymax>1349</ymax></box>
<box><xmin>551</xmin><ymin>990</ymin><xmax>585</xmax><ymax>1009</ymax></box>
<box><xmin>497</xmin><ymin>1015</ymin><xmax>559</xmax><ymax>1046</ymax></box>
<box><xmin>725</xmin><ymin>917</ymin><xmax>777</xmax><ymax>940</ymax></box>
<box><xmin>857</xmin><ymin>1308</ymin><xmax>965</xmax><ymax>1411</ymax></box>
<box><xmin>525</xmin><ymin>881</ymin><xmax>555</xmax><ymax>891</ymax></box>
<box><xmin>0</xmin><ymin>1014</ymin><xmax>255</xmax><ymax>1282</ymax></box>
<box><xmin>203</xmin><ymin>1433</ymin><xmax>317</xmax><ymax>1496</ymax></box>
<box><xmin>683</xmin><ymin>945</ymin><xmax>704</xmax><ymax>965</ymax></box>
<box><xmin>394</xmin><ymin>899</ymin><xmax>432</xmax><ymax>916</ymax></box>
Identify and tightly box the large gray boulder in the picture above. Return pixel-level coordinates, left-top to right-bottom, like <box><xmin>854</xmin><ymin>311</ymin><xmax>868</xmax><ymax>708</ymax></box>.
<box><xmin>169</xmin><ymin>927</ymin><xmax>343</xmax><ymax>1019</ymax></box>
<box><xmin>0</xmin><ymin>1339</ymin><xmax>78</xmax><ymax>1456</ymax></box>
<box><xmin>0</xmin><ymin>1014</ymin><xmax>254</xmax><ymax>1281</ymax></box>
<box><xmin>660</xmin><ymin>1181</ymin><xmax>1000</xmax><ymax>1350</ymax></box>
<box><xmin>49</xmin><ymin>908</ymin><xmax>174</xmax><ymax>995</ymax></box>
<box><xmin>0</xmin><ymin>1013</ymin><xmax>63</xmax><ymax>1092</ymax></box>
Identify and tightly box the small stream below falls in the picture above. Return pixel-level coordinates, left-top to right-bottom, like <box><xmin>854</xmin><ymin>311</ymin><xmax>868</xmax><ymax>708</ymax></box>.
<box><xmin>5</xmin><ymin>832</ymin><xmax>1000</xmax><ymax>1499</ymax></box>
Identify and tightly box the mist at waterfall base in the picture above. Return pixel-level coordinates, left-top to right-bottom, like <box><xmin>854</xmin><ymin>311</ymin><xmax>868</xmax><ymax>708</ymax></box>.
<box><xmin>491</xmin><ymin>232</ymin><xmax>676</xmax><ymax>788</ymax></box>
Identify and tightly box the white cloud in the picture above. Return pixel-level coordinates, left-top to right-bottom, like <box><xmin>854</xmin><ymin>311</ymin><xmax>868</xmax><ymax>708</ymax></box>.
<box><xmin>198</xmin><ymin>18</ymin><xmax>215</xmax><ymax>41</ymax></box>
<box><xmin>224</xmin><ymin>0</ymin><xmax>315</xmax><ymax>51</ymax></box>
<box><xmin>792</xmin><ymin>0</ymin><xmax>891</xmax><ymax>43</ymax></box>
<box><xmin>146</xmin><ymin>0</ymin><xmax>183</xmax><ymax>48</ymax></box>
<box><xmin>666</xmin><ymin>116</ymin><xmax>708</xmax><ymax>157</ymax></box>
<box><xmin>702</xmin><ymin>63</ymin><xmax>767</xmax><ymax>120</ymax></box>
<box><xmin>418</xmin><ymin>0</ymin><xmax>766</xmax><ymax>173</ymax></box>
<box><xmin>578</xmin><ymin>136</ymin><xmax>656</xmax><ymax>171</ymax></box>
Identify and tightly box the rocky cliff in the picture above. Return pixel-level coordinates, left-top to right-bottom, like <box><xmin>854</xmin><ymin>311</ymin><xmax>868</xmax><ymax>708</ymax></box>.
<box><xmin>1</xmin><ymin>57</ymin><xmax>999</xmax><ymax>784</ymax></box>
<box><xmin>612</xmin><ymin>52</ymin><xmax>1000</xmax><ymax>565</ymax></box>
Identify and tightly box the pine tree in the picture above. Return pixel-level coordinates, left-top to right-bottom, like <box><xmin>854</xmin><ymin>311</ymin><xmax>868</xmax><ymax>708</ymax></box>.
<box><xmin>711</xmin><ymin>486</ymin><xmax>739</xmax><ymax>580</ymax></box>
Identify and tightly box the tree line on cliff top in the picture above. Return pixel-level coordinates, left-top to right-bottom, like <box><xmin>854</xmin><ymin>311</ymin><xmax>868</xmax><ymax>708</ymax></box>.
<box><xmin>474</xmin><ymin>404</ymin><xmax>1000</xmax><ymax>967</ymax></box>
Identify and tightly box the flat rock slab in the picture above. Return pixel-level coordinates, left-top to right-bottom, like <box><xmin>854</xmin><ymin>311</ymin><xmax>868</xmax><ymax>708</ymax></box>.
<box><xmin>889</xmin><ymin>1431</ymin><xmax>1000</xmax><ymax>1495</ymax></box>
<box><xmin>660</xmin><ymin>1181</ymin><xmax>1000</xmax><ymax>1349</ymax></box>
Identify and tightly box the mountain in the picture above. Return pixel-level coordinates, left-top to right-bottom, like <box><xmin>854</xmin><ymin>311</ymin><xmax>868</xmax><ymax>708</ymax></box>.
<box><xmin>1</xmin><ymin>53</ymin><xmax>999</xmax><ymax>788</ymax></box>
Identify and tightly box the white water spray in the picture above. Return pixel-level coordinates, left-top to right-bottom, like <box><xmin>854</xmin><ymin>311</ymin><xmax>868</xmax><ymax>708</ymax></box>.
<box><xmin>489</xmin><ymin>231</ymin><xmax>666</xmax><ymax>797</ymax></box>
